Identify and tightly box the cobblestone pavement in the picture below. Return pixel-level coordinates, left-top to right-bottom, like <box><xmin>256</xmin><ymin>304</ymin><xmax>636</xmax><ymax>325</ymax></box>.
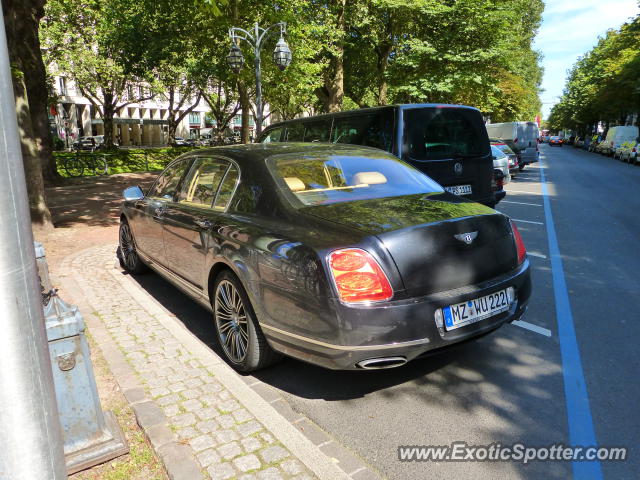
<box><xmin>59</xmin><ymin>244</ymin><xmax>328</xmax><ymax>480</ymax></box>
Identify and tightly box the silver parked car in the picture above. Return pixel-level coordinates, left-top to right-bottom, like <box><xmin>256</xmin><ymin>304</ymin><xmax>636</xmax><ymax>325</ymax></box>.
<box><xmin>491</xmin><ymin>145</ymin><xmax>511</xmax><ymax>185</ymax></box>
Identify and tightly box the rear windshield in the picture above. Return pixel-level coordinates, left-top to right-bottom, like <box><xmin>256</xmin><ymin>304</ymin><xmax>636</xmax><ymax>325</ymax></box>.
<box><xmin>269</xmin><ymin>153</ymin><xmax>442</xmax><ymax>207</ymax></box>
<box><xmin>491</xmin><ymin>145</ymin><xmax>507</xmax><ymax>159</ymax></box>
<box><xmin>403</xmin><ymin>107</ymin><xmax>489</xmax><ymax>160</ymax></box>
<box><xmin>493</xmin><ymin>143</ymin><xmax>514</xmax><ymax>155</ymax></box>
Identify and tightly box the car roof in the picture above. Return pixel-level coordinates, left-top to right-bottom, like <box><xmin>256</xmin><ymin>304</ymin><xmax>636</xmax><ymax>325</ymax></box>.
<box><xmin>183</xmin><ymin>142</ymin><xmax>391</xmax><ymax>163</ymax></box>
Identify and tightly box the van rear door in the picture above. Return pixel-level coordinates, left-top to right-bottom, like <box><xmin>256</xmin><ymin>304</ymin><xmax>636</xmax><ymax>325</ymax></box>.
<box><xmin>401</xmin><ymin>106</ymin><xmax>494</xmax><ymax>206</ymax></box>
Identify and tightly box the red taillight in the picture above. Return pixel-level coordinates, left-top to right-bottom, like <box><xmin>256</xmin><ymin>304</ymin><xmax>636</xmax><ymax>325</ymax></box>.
<box><xmin>328</xmin><ymin>248</ymin><xmax>393</xmax><ymax>303</ymax></box>
<box><xmin>510</xmin><ymin>221</ymin><xmax>527</xmax><ymax>264</ymax></box>
<box><xmin>633</xmin><ymin>148</ymin><xmax>636</xmax><ymax>152</ymax></box>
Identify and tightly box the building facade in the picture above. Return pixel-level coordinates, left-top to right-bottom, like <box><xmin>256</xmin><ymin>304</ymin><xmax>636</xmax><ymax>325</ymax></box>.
<box><xmin>50</xmin><ymin>75</ymin><xmax>262</xmax><ymax>148</ymax></box>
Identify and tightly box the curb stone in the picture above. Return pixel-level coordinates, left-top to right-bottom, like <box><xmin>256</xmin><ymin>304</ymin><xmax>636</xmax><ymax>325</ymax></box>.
<box><xmin>58</xmin><ymin>245</ymin><xmax>382</xmax><ymax>479</ymax></box>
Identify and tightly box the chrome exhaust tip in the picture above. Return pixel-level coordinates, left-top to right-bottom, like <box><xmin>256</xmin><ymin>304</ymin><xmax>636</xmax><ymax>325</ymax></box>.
<box><xmin>357</xmin><ymin>356</ymin><xmax>407</xmax><ymax>369</ymax></box>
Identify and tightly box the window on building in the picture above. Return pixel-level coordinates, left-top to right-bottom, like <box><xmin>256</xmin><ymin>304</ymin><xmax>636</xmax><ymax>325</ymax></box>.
<box><xmin>234</xmin><ymin>115</ymin><xmax>242</xmax><ymax>126</ymax></box>
<box><xmin>189</xmin><ymin>112</ymin><xmax>201</xmax><ymax>125</ymax></box>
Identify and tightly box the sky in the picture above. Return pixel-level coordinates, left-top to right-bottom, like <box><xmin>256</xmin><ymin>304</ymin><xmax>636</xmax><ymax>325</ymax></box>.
<box><xmin>534</xmin><ymin>0</ymin><xmax>639</xmax><ymax>119</ymax></box>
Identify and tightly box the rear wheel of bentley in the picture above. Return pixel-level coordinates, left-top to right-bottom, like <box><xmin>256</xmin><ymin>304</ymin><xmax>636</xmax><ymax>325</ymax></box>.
<box><xmin>213</xmin><ymin>271</ymin><xmax>279</xmax><ymax>372</ymax></box>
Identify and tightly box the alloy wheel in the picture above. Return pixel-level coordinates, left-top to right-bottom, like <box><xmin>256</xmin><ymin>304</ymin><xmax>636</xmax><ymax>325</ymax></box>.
<box><xmin>215</xmin><ymin>280</ymin><xmax>249</xmax><ymax>363</ymax></box>
<box><xmin>119</xmin><ymin>222</ymin><xmax>139</xmax><ymax>271</ymax></box>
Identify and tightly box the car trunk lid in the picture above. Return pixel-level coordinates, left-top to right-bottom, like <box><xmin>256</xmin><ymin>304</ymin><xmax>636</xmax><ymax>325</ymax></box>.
<box><xmin>303</xmin><ymin>193</ymin><xmax>518</xmax><ymax>296</ymax></box>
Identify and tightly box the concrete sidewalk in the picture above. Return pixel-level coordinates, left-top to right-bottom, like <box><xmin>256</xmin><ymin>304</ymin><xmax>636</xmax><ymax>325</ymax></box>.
<box><xmin>56</xmin><ymin>244</ymin><xmax>354</xmax><ymax>480</ymax></box>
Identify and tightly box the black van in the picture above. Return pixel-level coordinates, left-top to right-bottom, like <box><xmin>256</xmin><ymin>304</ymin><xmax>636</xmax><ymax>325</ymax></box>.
<box><xmin>257</xmin><ymin>104</ymin><xmax>496</xmax><ymax>206</ymax></box>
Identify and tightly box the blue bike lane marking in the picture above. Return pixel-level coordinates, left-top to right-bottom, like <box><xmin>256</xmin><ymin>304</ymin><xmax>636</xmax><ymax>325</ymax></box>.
<box><xmin>539</xmin><ymin>154</ymin><xmax>603</xmax><ymax>479</ymax></box>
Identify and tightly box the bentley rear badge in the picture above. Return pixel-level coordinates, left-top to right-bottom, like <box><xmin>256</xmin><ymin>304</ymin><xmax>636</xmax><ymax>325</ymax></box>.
<box><xmin>454</xmin><ymin>162</ymin><xmax>463</xmax><ymax>175</ymax></box>
<box><xmin>455</xmin><ymin>231</ymin><xmax>478</xmax><ymax>245</ymax></box>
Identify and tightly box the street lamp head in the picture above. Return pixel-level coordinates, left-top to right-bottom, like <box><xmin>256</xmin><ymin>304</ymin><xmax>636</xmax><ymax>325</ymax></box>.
<box><xmin>273</xmin><ymin>37</ymin><xmax>292</xmax><ymax>71</ymax></box>
<box><xmin>227</xmin><ymin>44</ymin><xmax>245</xmax><ymax>73</ymax></box>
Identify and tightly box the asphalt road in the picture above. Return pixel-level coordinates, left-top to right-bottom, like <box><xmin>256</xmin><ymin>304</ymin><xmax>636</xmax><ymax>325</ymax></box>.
<box><xmin>134</xmin><ymin>144</ymin><xmax>639</xmax><ymax>479</ymax></box>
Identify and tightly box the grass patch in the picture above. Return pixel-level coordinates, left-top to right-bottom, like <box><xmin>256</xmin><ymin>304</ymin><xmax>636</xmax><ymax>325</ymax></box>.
<box><xmin>54</xmin><ymin>147</ymin><xmax>205</xmax><ymax>178</ymax></box>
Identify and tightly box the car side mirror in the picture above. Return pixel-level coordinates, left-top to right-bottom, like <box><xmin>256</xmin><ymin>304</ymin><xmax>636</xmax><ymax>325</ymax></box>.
<box><xmin>492</xmin><ymin>156</ymin><xmax>497</xmax><ymax>160</ymax></box>
<box><xmin>123</xmin><ymin>185</ymin><xmax>144</xmax><ymax>201</ymax></box>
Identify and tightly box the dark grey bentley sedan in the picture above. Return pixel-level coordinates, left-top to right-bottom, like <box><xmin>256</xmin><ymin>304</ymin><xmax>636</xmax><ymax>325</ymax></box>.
<box><xmin>118</xmin><ymin>143</ymin><xmax>531</xmax><ymax>371</ymax></box>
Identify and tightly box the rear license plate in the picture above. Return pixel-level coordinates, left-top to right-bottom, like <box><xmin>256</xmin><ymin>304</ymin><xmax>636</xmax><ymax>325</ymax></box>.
<box><xmin>444</xmin><ymin>184</ymin><xmax>472</xmax><ymax>196</ymax></box>
<box><xmin>443</xmin><ymin>289</ymin><xmax>510</xmax><ymax>331</ymax></box>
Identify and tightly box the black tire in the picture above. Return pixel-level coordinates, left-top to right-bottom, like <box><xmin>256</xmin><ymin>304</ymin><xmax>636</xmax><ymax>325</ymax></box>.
<box><xmin>518</xmin><ymin>163</ymin><xmax>525</xmax><ymax>171</ymax></box>
<box><xmin>118</xmin><ymin>219</ymin><xmax>148</xmax><ymax>274</ymax></box>
<box><xmin>63</xmin><ymin>156</ymin><xmax>85</xmax><ymax>177</ymax></box>
<box><xmin>212</xmin><ymin>270</ymin><xmax>280</xmax><ymax>372</ymax></box>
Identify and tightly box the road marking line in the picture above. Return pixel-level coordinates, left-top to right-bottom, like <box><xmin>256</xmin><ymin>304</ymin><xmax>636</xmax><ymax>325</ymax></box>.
<box><xmin>512</xmin><ymin>320</ymin><xmax>552</xmax><ymax>337</ymax></box>
<box><xmin>511</xmin><ymin>218</ymin><xmax>544</xmax><ymax>225</ymax></box>
<box><xmin>539</xmin><ymin>157</ymin><xmax>603</xmax><ymax>479</ymax></box>
<box><xmin>502</xmin><ymin>200</ymin><xmax>542</xmax><ymax>206</ymax></box>
<box><xmin>527</xmin><ymin>251</ymin><xmax>547</xmax><ymax>259</ymax></box>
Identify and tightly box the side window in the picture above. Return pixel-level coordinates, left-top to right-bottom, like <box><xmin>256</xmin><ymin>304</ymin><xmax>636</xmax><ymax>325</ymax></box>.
<box><xmin>148</xmin><ymin>158</ymin><xmax>193</xmax><ymax>200</ymax></box>
<box><xmin>213</xmin><ymin>164</ymin><xmax>239</xmax><ymax>210</ymax></box>
<box><xmin>303</xmin><ymin>120</ymin><xmax>332</xmax><ymax>142</ymax></box>
<box><xmin>332</xmin><ymin>113</ymin><xmax>393</xmax><ymax>151</ymax></box>
<box><xmin>178</xmin><ymin>158</ymin><xmax>229</xmax><ymax>207</ymax></box>
<box><xmin>285</xmin><ymin>123</ymin><xmax>304</xmax><ymax>141</ymax></box>
<box><xmin>262</xmin><ymin>128</ymin><xmax>283</xmax><ymax>143</ymax></box>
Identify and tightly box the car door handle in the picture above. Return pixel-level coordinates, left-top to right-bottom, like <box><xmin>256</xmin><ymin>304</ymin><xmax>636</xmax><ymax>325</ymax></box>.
<box><xmin>154</xmin><ymin>206</ymin><xmax>166</xmax><ymax>217</ymax></box>
<box><xmin>195</xmin><ymin>218</ymin><xmax>213</xmax><ymax>230</ymax></box>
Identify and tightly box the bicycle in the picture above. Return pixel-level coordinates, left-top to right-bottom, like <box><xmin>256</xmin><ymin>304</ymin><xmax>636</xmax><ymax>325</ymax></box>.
<box><xmin>63</xmin><ymin>151</ymin><xmax>109</xmax><ymax>177</ymax></box>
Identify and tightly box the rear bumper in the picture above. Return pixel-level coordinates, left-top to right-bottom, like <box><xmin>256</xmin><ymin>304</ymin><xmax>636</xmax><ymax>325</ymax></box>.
<box><xmin>262</xmin><ymin>260</ymin><xmax>531</xmax><ymax>370</ymax></box>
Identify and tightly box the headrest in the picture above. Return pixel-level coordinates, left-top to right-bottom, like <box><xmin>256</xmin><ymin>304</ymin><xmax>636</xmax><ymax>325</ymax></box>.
<box><xmin>352</xmin><ymin>171</ymin><xmax>387</xmax><ymax>186</ymax></box>
<box><xmin>284</xmin><ymin>177</ymin><xmax>306</xmax><ymax>192</ymax></box>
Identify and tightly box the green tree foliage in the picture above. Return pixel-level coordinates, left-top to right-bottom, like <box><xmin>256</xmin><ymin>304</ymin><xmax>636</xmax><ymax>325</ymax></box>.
<box><xmin>41</xmin><ymin>0</ymin><xmax>544</xmax><ymax>148</ymax></box>
<box><xmin>548</xmin><ymin>15</ymin><xmax>640</xmax><ymax>133</ymax></box>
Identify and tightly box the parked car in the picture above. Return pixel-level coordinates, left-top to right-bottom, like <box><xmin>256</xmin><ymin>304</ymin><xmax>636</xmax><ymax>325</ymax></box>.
<box><xmin>485</xmin><ymin>121</ymin><xmax>539</xmax><ymax>169</ymax></box>
<box><xmin>117</xmin><ymin>143</ymin><xmax>531</xmax><ymax>371</ymax></box>
<box><xmin>258</xmin><ymin>104</ymin><xmax>499</xmax><ymax>207</ymax></box>
<box><xmin>490</xmin><ymin>139</ymin><xmax>518</xmax><ymax>176</ymax></box>
<box><xmin>171</xmin><ymin>137</ymin><xmax>188</xmax><ymax>147</ymax></box>
<box><xmin>616</xmin><ymin>141</ymin><xmax>638</xmax><ymax>164</ymax></box>
<box><xmin>491</xmin><ymin>145</ymin><xmax>510</xmax><ymax>204</ymax></box>
<box><xmin>549</xmin><ymin>136</ymin><xmax>563</xmax><ymax>147</ymax></box>
<box><xmin>73</xmin><ymin>136</ymin><xmax>97</xmax><ymax>150</ymax></box>
<box><xmin>599</xmin><ymin>126</ymin><xmax>640</xmax><ymax>156</ymax></box>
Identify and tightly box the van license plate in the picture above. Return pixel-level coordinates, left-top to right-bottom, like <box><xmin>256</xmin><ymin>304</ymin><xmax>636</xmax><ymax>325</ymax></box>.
<box><xmin>443</xmin><ymin>290</ymin><xmax>510</xmax><ymax>330</ymax></box>
<box><xmin>444</xmin><ymin>184</ymin><xmax>472</xmax><ymax>195</ymax></box>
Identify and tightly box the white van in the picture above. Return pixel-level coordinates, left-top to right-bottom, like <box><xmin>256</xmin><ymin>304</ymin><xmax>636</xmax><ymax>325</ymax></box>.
<box><xmin>600</xmin><ymin>126</ymin><xmax>639</xmax><ymax>156</ymax></box>
<box><xmin>486</xmin><ymin>122</ymin><xmax>539</xmax><ymax>168</ymax></box>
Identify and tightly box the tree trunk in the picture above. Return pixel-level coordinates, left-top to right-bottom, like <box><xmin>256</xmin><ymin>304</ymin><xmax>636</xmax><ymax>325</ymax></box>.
<box><xmin>167</xmin><ymin>117</ymin><xmax>178</xmax><ymax>144</ymax></box>
<box><xmin>376</xmin><ymin>43</ymin><xmax>393</xmax><ymax>106</ymax></box>
<box><xmin>4</xmin><ymin>0</ymin><xmax>54</xmax><ymax>231</ymax></box>
<box><xmin>317</xmin><ymin>0</ymin><xmax>346</xmax><ymax>112</ymax></box>
<box><xmin>238</xmin><ymin>82</ymin><xmax>251</xmax><ymax>144</ymax></box>
<box><xmin>18</xmin><ymin>0</ymin><xmax>60</xmax><ymax>183</ymax></box>
<box><xmin>102</xmin><ymin>92</ymin><xmax>115</xmax><ymax>149</ymax></box>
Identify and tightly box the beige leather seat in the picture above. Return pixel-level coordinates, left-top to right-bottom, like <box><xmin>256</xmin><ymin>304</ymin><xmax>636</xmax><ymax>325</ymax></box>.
<box><xmin>284</xmin><ymin>177</ymin><xmax>306</xmax><ymax>192</ymax></box>
<box><xmin>351</xmin><ymin>171</ymin><xmax>387</xmax><ymax>186</ymax></box>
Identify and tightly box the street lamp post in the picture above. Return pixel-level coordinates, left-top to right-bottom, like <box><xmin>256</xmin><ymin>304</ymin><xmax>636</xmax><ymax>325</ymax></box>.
<box><xmin>227</xmin><ymin>22</ymin><xmax>292</xmax><ymax>138</ymax></box>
